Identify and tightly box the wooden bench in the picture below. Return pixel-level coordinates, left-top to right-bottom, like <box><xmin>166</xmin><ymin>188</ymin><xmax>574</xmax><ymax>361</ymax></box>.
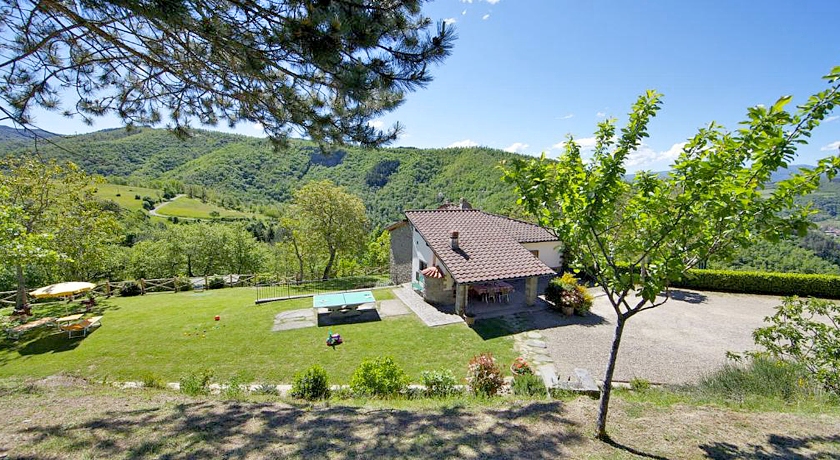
<box><xmin>60</xmin><ymin>316</ymin><xmax>103</xmax><ymax>338</ymax></box>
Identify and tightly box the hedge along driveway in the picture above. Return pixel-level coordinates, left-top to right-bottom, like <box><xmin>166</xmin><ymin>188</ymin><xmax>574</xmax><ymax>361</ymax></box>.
<box><xmin>0</xmin><ymin>288</ymin><xmax>515</xmax><ymax>383</ymax></box>
<box><xmin>673</xmin><ymin>269</ymin><xmax>840</xmax><ymax>298</ymax></box>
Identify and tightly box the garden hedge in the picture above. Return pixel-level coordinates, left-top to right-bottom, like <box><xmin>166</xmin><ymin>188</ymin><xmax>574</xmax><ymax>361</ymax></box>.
<box><xmin>672</xmin><ymin>269</ymin><xmax>840</xmax><ymax>299</ymax></box>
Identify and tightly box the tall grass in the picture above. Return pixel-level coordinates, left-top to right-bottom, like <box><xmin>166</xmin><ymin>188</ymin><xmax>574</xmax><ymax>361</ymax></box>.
<box><xmin>695</xmin><ymin>355</ymin><xmax>814</xmax><ymax>401</ymax></box>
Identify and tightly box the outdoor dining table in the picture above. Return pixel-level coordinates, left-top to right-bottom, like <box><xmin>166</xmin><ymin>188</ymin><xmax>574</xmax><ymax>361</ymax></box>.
<box><xmin>56</xmin><ymin>314</ymin><xmax>84</xmax><ymax>324</ymax></box>
<box><xmin>470</xmin><ymin>281</ymin><xmax>514</xmax><ymax>302</ymax></box>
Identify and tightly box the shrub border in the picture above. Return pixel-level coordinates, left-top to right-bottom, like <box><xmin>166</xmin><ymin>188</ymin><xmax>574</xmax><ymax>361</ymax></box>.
<box><xmin>672</xmin><ymin>269</ymin><xmax>840</xmax><ymax>298</ymax></box>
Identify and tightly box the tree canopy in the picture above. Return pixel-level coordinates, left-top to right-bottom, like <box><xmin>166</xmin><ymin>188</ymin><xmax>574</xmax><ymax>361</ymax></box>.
<box><xmin>502</xmin><ymin>65</ymin><xmax>840</xmax><ymax>438</ymax></box>
<box><xmin>285</xmin><ymin>179</ymin><xmax>368</xmax><ymax>279</ymax></box>
<box><xmin>0</xmin><ymin>0</ymin><xmax>454</xmax><ymax>146</ymax></box>
<box><xmin>0</xmin><ymin>157</ymin><xmax>121</xmax><ymax>312</ymax></box>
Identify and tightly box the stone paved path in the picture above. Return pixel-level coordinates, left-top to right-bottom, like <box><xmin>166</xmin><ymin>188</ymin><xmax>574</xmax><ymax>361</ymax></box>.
<box><xmin>378</xmin><ymin>299</ymin><xmax>411</xmax><ymax>317</ymax></box>
<box><xmin>508</xmin><ymin>314</ymin><xmax>558</xmax><ymax>388</ymax></box>
<box><xmin>271</xmin><ymin>297</ymin><xmax>413</xmax><ymax>331</ymax></box>
<box><xmin>272</xmin><ymin>309</ymin><xmax>316</xmax><ymax>331</ymax></box>
<box><xmin>393</xmin><ymin>284</ymin><xmax>463</xmax><ymax>327</ymax></box>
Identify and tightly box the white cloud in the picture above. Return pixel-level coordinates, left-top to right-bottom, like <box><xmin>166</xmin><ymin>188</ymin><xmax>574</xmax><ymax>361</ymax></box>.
<box><xmin>486</xmin><ymin>0</ymin><xmax>501</xmax><ymax>3</ymax></box>
<box><xmin>252</xmin><ymin>122</ymin><xmax>263</xmax><ymax>130</ymax></box>
<box><xmin>560</xmin><ymin>113</ymin><xmax>574</xmax><ymax>120</ymax></box>
<box><xmin>444</xmin><ymin>17</ymin><xmax>457</xmax><ymax>25</ymax></box>
<box><xmin>462</xmin><ymin>9</ymin><xmax>467</xmax><ymax>15</ymax></box>
<box><xmin>367</xmin><ymin>120</ymin><xmax>384</xmax><ymax>129</ymax></box>
<box><xmin>460</xmin><ymin>0</ymin><xmax>472</xmax><ymax>3</ymax></box>
<box><xmin>550</xmin><ymin>138</ymin><xmax>687</xmax><ymax>168</ymax></box>
<box><xmin>821</xmin><ymin>141</ymin><xmax>840</xmax><ymax>152</ymax></box>
<box><xmin>482</xmin><ymin>13</ymin><xmax>490</xmax><ymax>20</ymax></box>
<box><xmin>659</xmin><ymin>142</ymin><xmax>687</xmax><ymax>161</ymax></box>
<box><xmin>552</xmin><ymin>137</ymin><xmax>597</xmax><ymax>151</ymax></box>
<box><xmin>447</xmin><ymin>139</ymin><xmax>479</xmax><ymax>148</ymax></box>
<box><xmin>825</xmin><ymin>116</ymin><xmax>839</xmax><ymax>123</ymax></box>
<box><xmin>596</xmin><ymin>112</ymin><xmax>606</xmax><ymax>117</ymax></box>
<box><xmin>626</xmin><ymin>142</ymin><xmax>686</xmax><ymax>167</ymax></box>
<box><xmin>504</xmin><ymin>142</ymin><xmax>529</xmax><ymax>154</ymax></box>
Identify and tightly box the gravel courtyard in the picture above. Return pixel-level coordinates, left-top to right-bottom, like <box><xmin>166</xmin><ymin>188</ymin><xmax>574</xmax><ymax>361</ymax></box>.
<box><xmin>534</xmin><ymin>289</ymin><xmax>792</xmax><ymax>385</ymax></box>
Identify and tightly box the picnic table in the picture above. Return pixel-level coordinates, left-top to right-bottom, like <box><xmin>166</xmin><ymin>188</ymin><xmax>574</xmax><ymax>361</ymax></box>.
<box><xmin>313</xmin><ymin>291</ymin><xmax>375</xmax><ymax>316</ymax></box>
<box><xmin>56</xmin><ymin>314</ymin><xmax>84</xmax><ymax>325</ymax></box>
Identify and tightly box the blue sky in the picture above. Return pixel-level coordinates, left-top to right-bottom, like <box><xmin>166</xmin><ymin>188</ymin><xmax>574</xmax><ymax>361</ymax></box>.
<box><xmin>4</xmin><ymin>0</ymin><xmax>840</xmax><ymax>171</ymax></box>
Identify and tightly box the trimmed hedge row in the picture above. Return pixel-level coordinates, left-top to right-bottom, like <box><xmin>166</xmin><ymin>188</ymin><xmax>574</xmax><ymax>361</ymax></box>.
<box><xmin>672</xmin><ymin>269</ymin><xmax>840</xmax><ymax>299</ymax></box>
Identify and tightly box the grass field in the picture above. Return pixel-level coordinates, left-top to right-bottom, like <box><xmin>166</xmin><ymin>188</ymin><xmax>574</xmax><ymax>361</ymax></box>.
<box><xmin>154</xmin><ymin>195</ymin><xmax>250</xmax><ymax>219</ymax></box>
<box><xmin>0</xmin><ymin>288</ymin><xmax>515</xmax><ymax>383</ymax></box>
<box><xmin>93</xmin><ymin>183</ymin><xmax>163</xmax><ymax>213</ymax></box>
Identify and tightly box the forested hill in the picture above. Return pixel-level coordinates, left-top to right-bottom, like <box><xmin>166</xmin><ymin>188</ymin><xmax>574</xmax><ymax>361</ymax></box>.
<box><xmin>0</xmin><ymin>127</ymin><xmax>523</xmax><ymax>226</ymax></box>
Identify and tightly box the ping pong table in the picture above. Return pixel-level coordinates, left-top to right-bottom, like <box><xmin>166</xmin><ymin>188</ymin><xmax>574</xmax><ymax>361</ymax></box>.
<box><xmin>313</xmin><ymin>291</ymin><xmax>375</xmax><ymax>316</ymax></box>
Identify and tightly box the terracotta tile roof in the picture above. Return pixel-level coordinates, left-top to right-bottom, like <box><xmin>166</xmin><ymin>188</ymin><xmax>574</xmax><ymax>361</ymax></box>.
<box><xmin>405</xmin><ymin>209</ymin><xmax>558</xmax><ymax>283</ymax></box>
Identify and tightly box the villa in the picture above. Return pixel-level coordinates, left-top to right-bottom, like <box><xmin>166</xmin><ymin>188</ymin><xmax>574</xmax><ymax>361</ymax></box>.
<box><xmin>387</xmin><ymin>199</ymin><xmax>562</xmax><ymax>314</ymax></box>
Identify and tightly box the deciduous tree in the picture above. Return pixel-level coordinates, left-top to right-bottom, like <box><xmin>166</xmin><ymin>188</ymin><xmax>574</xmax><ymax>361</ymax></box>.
<box><xmin>0</xmin><ymin>158</ymin><xmax>120</xmax><ymax>313</ymax></box>
<box><xmin>502</xmin><ymin>65</ymin><xmax>840</xmax><ymax>439</ymax></box>
<box><xmin>290</xmin><ymin>180</ymin><xmax>367</xmax><ymax>279</ymax></box>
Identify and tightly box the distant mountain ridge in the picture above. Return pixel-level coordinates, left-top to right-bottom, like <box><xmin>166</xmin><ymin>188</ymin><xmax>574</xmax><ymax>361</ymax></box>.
<box><xmin>0</xmin><ymin>127</ymin><xmax>525</xmax><ymax>226</ymax></box>
<box><xmin>0</xmin><ymin>125</ymin><xmax>60</xmax><ymax>143</ymax></box>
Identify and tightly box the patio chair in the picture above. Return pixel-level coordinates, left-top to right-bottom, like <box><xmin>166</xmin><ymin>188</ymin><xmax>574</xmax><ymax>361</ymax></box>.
<box><xmin>60</xmin><ymin>316</ymin><xmax>102</xmax><ymax>338</ymax></box>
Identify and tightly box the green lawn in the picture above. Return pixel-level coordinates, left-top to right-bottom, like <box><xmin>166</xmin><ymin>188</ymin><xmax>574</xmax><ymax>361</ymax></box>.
<box><xmin>93</xmin><ymin>183</ymin><xmax>162</xmax><ymax>213</ymax></box>
<box><xmin>0</xmin><ymin>288</ymin><xmax>515</xmax><ymax>384</ymax></box>
<box><xmin>154</xmin><ymin>196</ymin><xmax>249</xmax><ymax>219</ymax></box>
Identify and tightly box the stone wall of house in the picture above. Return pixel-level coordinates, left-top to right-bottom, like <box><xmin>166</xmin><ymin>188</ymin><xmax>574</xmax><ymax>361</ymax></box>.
<box><xmin>423</xmin><ymin>276</ymin><xmax>455</xmax><ymax>305</ymax></box>
<box><xmin>389</xmin><ymin>223</ymin><xmax>412</xmax><ymax>284</ymax></box>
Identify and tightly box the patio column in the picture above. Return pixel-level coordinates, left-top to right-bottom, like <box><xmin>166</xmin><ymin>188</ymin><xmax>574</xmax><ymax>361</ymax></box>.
<box><xmin>455</xmin><ymin>283</ymin><xmax>468</xmax><ymax>315</ymax></box>
<box><xmin>525</xmin><ymin>276</ymin><xmax>538</xmax><ymax>306</ymax></box>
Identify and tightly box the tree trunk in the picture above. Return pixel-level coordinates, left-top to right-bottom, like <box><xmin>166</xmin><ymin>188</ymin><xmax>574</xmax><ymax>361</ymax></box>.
<box><xmin>187</xmin><ymin>255</ymin><xmax>193</xmax><ymax>277</ymax></box>
<box><xmin>322</xmin><ymin>249</ymin><xmax>336</xmax><ymax>280</ymax></box>
<box><xmin>15</xmin><ymin>264</ymin><xmax>29</xmax><ymax>315</ymax></box>
<box><xmin>596</xmin><ymin>316</ymin><xmax>626</xmax><ymax>439</ymax></box>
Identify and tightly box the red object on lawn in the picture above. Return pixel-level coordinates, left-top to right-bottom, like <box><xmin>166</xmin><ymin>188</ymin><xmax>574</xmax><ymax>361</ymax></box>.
<box><xmin>214</xmin><ymin>315</ymin><xmax>220</xmax><ymax>321</ymax></box>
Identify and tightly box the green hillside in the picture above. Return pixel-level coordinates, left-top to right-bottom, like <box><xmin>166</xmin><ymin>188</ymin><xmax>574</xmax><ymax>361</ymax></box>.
<box><xmin>0</xmin><ymin>127</ymin><xmax>522</xmax><ymax>226</ymax></box>
<box><xmin>155</xmin><ymin>196</ymin><xmax>251</xmax><ymax>219</ymax></box>
<box><xmin>94</xmin><ymin>183</ymin><xmax>163</xmax><ymax>213</ymax></box>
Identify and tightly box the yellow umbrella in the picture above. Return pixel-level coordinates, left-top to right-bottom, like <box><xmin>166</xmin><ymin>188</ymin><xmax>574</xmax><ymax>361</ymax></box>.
<box><xmin>30</xmin><ymin>282</ymin><xmax>96</xmax><ymax>299</ymax></box>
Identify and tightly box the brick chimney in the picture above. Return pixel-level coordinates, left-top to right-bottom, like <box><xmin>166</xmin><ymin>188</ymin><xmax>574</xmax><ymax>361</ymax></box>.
<box><xmin>450</xmin><ymin>231</ymin><xmax>460</xmax><ymax>250</ymax></box>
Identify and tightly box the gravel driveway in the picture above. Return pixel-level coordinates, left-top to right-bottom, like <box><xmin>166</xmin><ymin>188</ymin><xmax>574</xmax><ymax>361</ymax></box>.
<box><xmin>536</xmin><ymin>289</ymin><xmax>789</xmax><ymax>385</ymax></box>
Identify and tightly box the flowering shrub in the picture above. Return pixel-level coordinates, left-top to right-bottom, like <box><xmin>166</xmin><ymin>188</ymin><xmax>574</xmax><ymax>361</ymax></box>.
<box><xmin>510</xmin><ymin>357</ymin><xmax>533</xmax><ymax>376</ymax></box>
<box><xmin>467</xmin><ymin>353</ymin><xmax>504</xmax><ymax>396</ymax></box>
<box><xmin>545</xmin><ymin>273</ymin><xmax>593</xmax><ymax>315</ymax></box>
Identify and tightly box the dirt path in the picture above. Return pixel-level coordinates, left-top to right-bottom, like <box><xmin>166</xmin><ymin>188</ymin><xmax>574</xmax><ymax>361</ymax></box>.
<box><xmin>1</xmin><ymin>377</ymin><xmax>838</xmax><ymax>459</ymax></box>
<box><xmin>148</xmin><ymin>193</ymin><xmax>186</xmax><ymax>218</ymax></box>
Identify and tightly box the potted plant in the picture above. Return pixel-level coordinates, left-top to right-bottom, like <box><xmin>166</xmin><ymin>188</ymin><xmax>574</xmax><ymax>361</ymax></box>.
<box><xmin>546</xmin><ymin>273</ymin><xmax>593</xmax><ymax>316</ymax></box>
<box><xmin>510</xmin><ymin>357</ymin><xmax>533</xmax><ymax>376</ymax></box>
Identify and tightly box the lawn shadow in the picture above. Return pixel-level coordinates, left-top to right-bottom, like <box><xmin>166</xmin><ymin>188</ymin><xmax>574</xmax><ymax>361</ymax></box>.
<box><xmin>14</xmin><ymin>398</ymin><xmax>586</xmax><ymax>458</ymax></box>
<box><xmin>472</xmin><ymin>309</ymin><xmax>608</xmax><ymax>340</ymax></box>
<box><xmin>699</xmin><ymin>433</ymin><xmax>840</xmax><ymax>459</ymax></box>
<box><xmin>316</xmin><ymin>308</ymin><xmax>381</xmax><ymax>327</ymax></box>
<box><xmin>13</xmin><ymin>327</ymin><xmax>96</xmax><ymax>356</ymax></box>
